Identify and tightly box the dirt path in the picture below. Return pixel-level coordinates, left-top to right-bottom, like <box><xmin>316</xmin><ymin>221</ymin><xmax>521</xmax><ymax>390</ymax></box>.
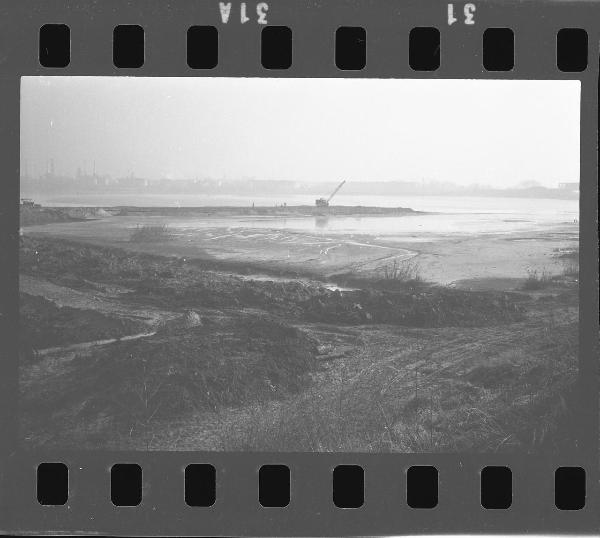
<box><xmin>20</xmin><ymin>274</ymin><xmax>180</xmax><ymax>326</ymax></box>
<box><xmin>19</xmin><ymin>294</ymin><xmax>578</xmax><ymax>452</ymax></box>
<box><xmin>38</xmin><ymin>331</ymin><xmax>157</xmax><ymax>356</ymax></box>
<box><xmin>101</xmin><ymin>299</ymin><xmax>578</xmax><ymax>452</ymax></box>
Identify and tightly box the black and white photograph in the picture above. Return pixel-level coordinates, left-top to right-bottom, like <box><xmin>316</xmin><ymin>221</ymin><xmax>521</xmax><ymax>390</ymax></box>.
<box><xmin>19</xmin><ymin>76</ymin><xmax>580</xmax><ymax>452</ymax></box>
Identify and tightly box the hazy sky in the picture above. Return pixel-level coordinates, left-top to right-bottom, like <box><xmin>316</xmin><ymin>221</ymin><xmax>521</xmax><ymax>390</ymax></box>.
<box><xmin>20</xmin><ymin>77</ymin><xmax>580</xmax><ymax>187</ymax></box>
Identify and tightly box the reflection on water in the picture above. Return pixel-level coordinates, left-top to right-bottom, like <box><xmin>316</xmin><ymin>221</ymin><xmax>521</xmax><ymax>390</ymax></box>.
<box><xmin>314</xmin><ymin>215</ymin><xmax>329</xmax><ymax>228</ymax></box>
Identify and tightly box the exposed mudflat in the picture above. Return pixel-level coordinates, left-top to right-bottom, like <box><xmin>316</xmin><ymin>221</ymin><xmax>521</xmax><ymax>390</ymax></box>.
<box><xmin>23</xmin><ymin>210</ymin><xmax>577</xmax><ymax>285</ymax></box>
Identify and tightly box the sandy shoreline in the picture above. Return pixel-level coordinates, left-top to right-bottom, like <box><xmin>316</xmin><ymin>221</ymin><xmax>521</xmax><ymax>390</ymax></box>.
<box><xmin>23</xmin><ymin>212</ymin><xmax>578</xmax><ymax>290</ymax></box>
<box><xmin>382</xmin><ymin>226</ymin><xmax>578</xmax><ymax>286</ymax></box>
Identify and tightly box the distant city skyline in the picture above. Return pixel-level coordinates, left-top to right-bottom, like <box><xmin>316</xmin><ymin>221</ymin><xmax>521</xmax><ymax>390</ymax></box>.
<box><xmin>21</xmin><ymin>77</ymin><xmax>580</xmax><ymax>188</ymax></box>
<box><xmin>20</xmin><ymin>173</ymin><xmax>576</xmax><ymax>190</ymax></box>
<box><xmin>20</xmin><ymin>175</ymin><xmax>580</xmax><ymax>204</ymax></box>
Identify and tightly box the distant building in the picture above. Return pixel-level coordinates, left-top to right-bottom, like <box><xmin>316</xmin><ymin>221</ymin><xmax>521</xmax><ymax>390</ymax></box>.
<box><xmin>558</xmin><ymin>182</ymin><xmax>579</xmax><ymax>191</ymax></box>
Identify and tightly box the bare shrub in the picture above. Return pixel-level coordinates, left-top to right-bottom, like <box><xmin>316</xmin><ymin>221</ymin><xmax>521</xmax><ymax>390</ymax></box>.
<box><xmin>382</xmin><ymin>258</ymin><xmax>422</xmax><ymax>283</ymax></box>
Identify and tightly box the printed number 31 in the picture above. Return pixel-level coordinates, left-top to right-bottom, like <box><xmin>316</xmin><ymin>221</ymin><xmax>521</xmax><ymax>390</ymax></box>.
<box><xmin>448</xmin><ymin>3</ymin><xmax>476</xmax><ymax>25</ymax></box>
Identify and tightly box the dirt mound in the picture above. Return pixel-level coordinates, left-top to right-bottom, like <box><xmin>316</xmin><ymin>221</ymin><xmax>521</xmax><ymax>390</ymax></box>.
<box><xmin>301</xmin><ymin>288</ymin><xmax>525</xmax><ymax>327</ymax></box>
<box><xmin>40</xmin><ymin>315</ymin><xmax>319</xmax><ymax>425</ymax></box>
<box><xmin>182</xmin><ymin>310</ymin><xmax>202</xmax><ymax>328</ymax></box>
<box><xmin>20</xmin><ymin>236</ymin><xmax>156</xmax><ymax>282</ymax></box>
<box><xmin>158</xmin><ymin>310</ymin><xmax>204</xmax><ymax>333</ymax></box>
<box><xmin>20</xmin><ymin>236</ymin><xmax>526</xmax><ymax>329</ymax></box>
<box><xmin>20</xmin><ymin>206</ymin><xmax>81</xmax><ymax>227</ymax></box>
<box><xmin>19</xmin><ymin>293</ymin><xmax>146</xmax><ymax>355</ymax></box>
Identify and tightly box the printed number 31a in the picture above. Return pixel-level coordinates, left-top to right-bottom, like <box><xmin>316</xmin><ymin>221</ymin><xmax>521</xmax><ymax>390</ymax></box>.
<box><xmin>448</xmin><ymin>3</ymin><xmax>476</xmax><ymax>25</ymax></box>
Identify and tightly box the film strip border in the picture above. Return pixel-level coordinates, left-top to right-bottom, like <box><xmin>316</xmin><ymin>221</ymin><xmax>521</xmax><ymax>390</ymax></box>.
<box><xmin>35</xmin><ymin>461</ymin><xmax>585</xmax><ymax>510</ymax></box>
<box><xmin>1</xmin><ymin>1</ymin><xmax>600</xmax><ymax>78</ymax></box>
<box><xmin>1</xmin><ymin>0</ymin><xmax>599</xmax><ymax>535</ymax></box>
<box><xmin>36</xmin><ymin>23</ymin><xmax>589</xmax><ymax>73</ymax></box>
<box><xmin>2</xmin><ymin>452</ymin><xmax>599</xmax><ymax>535</ymax></box>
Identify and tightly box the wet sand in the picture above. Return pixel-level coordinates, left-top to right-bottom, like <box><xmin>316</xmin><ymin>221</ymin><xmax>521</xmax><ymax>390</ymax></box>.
<box><xmin>382</xmin><ymin>227</ymin><xmax>578</xmax><ymax>286</ymax></box>
<box><xmin>23</xmin><ymin>214</ymin><xmax>578</xmax><ymax>288</ymax></box>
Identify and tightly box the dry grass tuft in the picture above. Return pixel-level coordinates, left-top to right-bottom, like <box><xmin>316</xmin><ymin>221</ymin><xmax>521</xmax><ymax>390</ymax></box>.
<box><xmin>130</xmin><ymin>224</ymin><xmax>173</xmax><ymax>242</ymax></box>
<box><xmin>21</xmin><ymin>315</ymin><xmax>319</xmax><ymax>433</ymax></box>
<box><xmin>560</xmin><ymin>260</ymin><xmax>579</xmax><ymax>279</ymax></box>
<box><xmin>521</xmin><ymin>269</ymin><xmax>552</xmax><ymax>290</ymax></box>
<box><xmin>217</xmin><ymin>321</ymin><xmax>577</xmax><ymax>453</ymax></box>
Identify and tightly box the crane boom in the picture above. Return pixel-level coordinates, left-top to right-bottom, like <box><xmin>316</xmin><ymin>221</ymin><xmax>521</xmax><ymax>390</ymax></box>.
<box><xmin>327</xmin><ymin>180</ymin><xmax>346</xmax><ymax>203</ymax></box>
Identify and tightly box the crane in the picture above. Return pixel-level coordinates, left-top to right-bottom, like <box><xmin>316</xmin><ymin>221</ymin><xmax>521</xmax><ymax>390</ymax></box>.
<box><xmin>315</xmin><ymin>180</ymin><xmax>346</xmax><ymax>207</ymax></box>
